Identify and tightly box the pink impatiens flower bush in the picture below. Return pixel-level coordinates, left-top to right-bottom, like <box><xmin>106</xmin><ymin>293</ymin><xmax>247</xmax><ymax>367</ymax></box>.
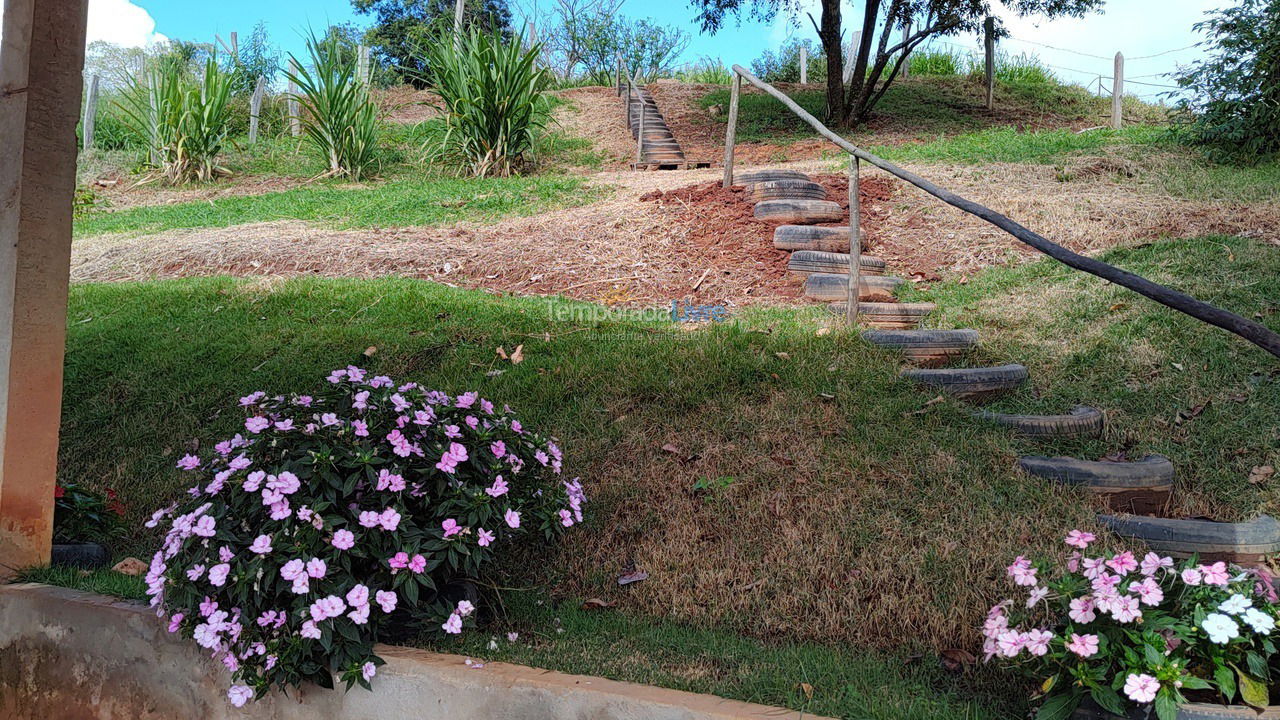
<box><xmin>987</xmin><ymin>530</ymin><xmax>1280</xmax><ymax>719</ymax></box>
<box><xmin>144</xmin><ymin>368</ymin><xmax>586</xmax><ymax>706</ymax></box>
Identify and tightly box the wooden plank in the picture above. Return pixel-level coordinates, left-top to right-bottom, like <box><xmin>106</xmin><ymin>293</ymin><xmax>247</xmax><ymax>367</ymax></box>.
<box><xmin>248</xmin><ymin>75</ymin><xmax>266</xmax><ymax>143</ymax></box>
<box><xmin>82</xmin><ymin>74</ymin><xmax>99</xmax><ymax>150</ymax></box>
<box><xmin>729</xmin><ymin>63</ymin><xmax>1280</xmax><ymax>359</ymax></box>
<box><xmin>721</xmin><ymin>72</ymin><xmax>740</xmax><ymax>187</ymax></box>
<box><xmin>846</xmin><ymin>156</ymin><xmax>861</xmax><ymax>325</ymax></box>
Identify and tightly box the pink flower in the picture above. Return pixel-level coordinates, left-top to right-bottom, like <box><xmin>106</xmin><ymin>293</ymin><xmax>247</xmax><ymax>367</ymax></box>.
<box><xmin>456</xmin><ymin>600</ymin><xmax>475</xmax><ymax>617</ymax></box>
<box><xmin>274</xmin><ymin>419</ymin><xmax>294</xmax><ymax>431</ymax></box>
<box><xmin>309</xmin><ymin>595</ymin><xmax>346</xmax><ymax>622</ymax></box>
<box><xmin>1140</xmin><ymin>552</ymin><xmax>1173</xmax><ymax>576</ymax></box>
<box><xmin>1066</xmin><ymin>551</ymin><xmax>1082</xmax><ymax>573</ymax></box>
<box><xmin>442</xmin><ymin>613</ymin><xmax>463</xmax><ymax>634</ymax></box>
<box><xmin>362</xmin><ymin>661</ymin><xmax>377</xmax><ymax>681</ymax></box>
<box><xmin>332</xmin><ymin>529</ymin><xmax>355</xmax><ymax>550</ymax></box>
<box><xmin>504</xmin><ymin>509</ymin><xmax>520</xmax><ymax>529</ymax></box>
<box><xmin>1130</xmin><ymin>577</ymin><xmax>1165</xmax><ymax>606</ymax></box>
<box><xmin>388</xmin><ymin>552</ymin><xmax>409</xmax><ymax>571</ymax></box>
<box><xmin>375</xmin><ymin>590</ymin><xmax>397</xmax><ymax>613</ymax></box>
<box><xmin>442</xmin><ymin>518</ymin><xmax>462</xmax><ymax>538</ymax></box>
<box><xmin>996</xmin><ymin>630</ymin><xmax>1026</xmax><ymax>657</ymax></box>
<box><xmin>244</xmin><ymin>416</ymin><xmax>271</xmax><ymax>434</ymax></box>
<box><xmin>982</xmin><ymin>613</ymin><xmax>1008</xmax><ymax>639</ymax></box>
<box><xmin>1111</xmin><ymin>595</ymin><xmax>1142</xmax><ymax>623</ymax></box>
<box><xmin>320</xmin><ymin>412</ymin><xmax>340</xmax><ymax>427</ymax></box>
<box><xmin>300</xmin><ymin>620</ymin><xmax>322</xmax><ymax>639</ymax></box>
<box><xmin>1123</xmin><ymin>673</ymin><xmax>1160</xmax><ymax>704</ymax></box>
<box><xmin>352</xmin><ymin>420</ymin><xmax>369</xmax><ymax>437</ymax></box>
<box><xmin>378</xmin><ymin>508</ymin><xmax>401</xmax><ymax>532</ymax></box>
<box><xmin>177</xmin><ymin>454</ymin><xmax>201</xmax><ymax>470</ymax></box>
<box><xmin>280</xmin><ymin>559</ymin><xmax>306</xmax><ymax>582</ymax></box>
<box><xmin>1066</xmin><ymin>633</ymin><xmax>1099</xmax><ymax>658</ymax></box>
<box><xmin>243</xmin><ymin>470</ymin><xmax>266</xmax><ymax>492</ymax></box>
<box><xmin>1181</xmin><ymin>568</ymin><xmax>1203</xmax><ymax>586</ymax></box>
<box><xmin>1064</xmin><ymin>529</ymin><xmax>1095</xmax><ymax>549</ymax></box>
<box><xmin>167</xmin><ymin>613</ymin><xmax>184</xmax><ymax>633</ymax></box>
<box><xmin>187</xmin><ymin>564</ymin><xmax>206</xmax><ymax>581</ymax></box>
<box><xmin>1007</xmin><ymin>556</ymin><xmax>1038</xmax><ymax>587</ymax></box>
<box><xmin>346</xmin><ymin>584</ymin><xmax>370</xmax><ymax>608</ymax></box>
<box><xmin>249</xmin><ymin>535</ymin><xmax>273</xmax><ymax>554</ymax></box>
<box><xmin>208</xmin><ymin>563</ymin><xmax>231</xmax><ymax>586</ymax></box>
<box><xmin>192</xmin><ymin>515</ymin><xmax>216</xmax><ymax>537</ymax></box>
<box><xmin>1026</xmin><ymin>586</ymin><xmax>1049</xmax><ymax>608</ymax></box>
<box><xmin>1106</xmin><ymin>551</ymin><xmax>1139</xmax><ymax>576</ymax></box>
<box><xmin>228</xmin><ymin>685</ymin><xmax>253</xmax><ymax>707</ymax></box>
<box><xmin>291</xmin><ymin>576</ymin><xmax>310</xmax><ymax>594</ymax></box>
<box><xmin>1081</xmin><ymin>556</ymin><xmax>1106</xmax><ymax>580</ymax></box>
<box><xmin>1024</xmin><ymin>629</ymin><xmax>1053</xmax><ymax>656</ymax></box>
<box><xmin>359</xmin><ymin>511</ymin><xmax>381</xmax><ymax>528</ymax></box>
<box><xmin>490</xmin><ymin>440</ymin><xmax>506</xmax><ymax>458</ymax></box>
<box><xmin>348</xmin><ymin>603</ymin><xmax>370</xmax><ymax>625</ymax></box>
<box><xmin>477</xmin><ymin>528</ymin><xmax>495</xmax><ymax>547</ymax></box>
<box><xmin>485</xmin><ymin>477</ymin><xmax>509</xmax><ymax>497</ymax></box>
<box><xmin>306</xmin><ymin>558</ymin><xmax>327</xmax><ymax>579</ymax></box>
<box><xmin>376</xmin><ymin>469</ymin><xmax>406</xmax><ymax>492</ymax></box>
<box><xmin>1069</xmin><ymin>596</ymin><xmax>1097</xmax><ymax>624</ymax></box>
<box><xmin>408</xmin><ymin>554</ymin><xmax>426</xmax><ymax>573</ymax></box>
<box><xmin>1200</xmin><ymin>562</ymin><xmax>1230</xmax><ymax>586</ymax></box>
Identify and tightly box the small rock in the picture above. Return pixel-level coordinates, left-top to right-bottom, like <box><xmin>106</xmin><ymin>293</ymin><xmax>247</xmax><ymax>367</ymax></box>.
<box><xmin>111</xmin><ymin>557</ymin><xmax>147</xmax><ymax>576</ymax></box>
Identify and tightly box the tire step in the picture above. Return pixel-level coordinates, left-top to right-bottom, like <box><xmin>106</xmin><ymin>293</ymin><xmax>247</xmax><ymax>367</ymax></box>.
<box><xmin>1020</xmin><ymin>455</ymin><xmax>1173</xmax><ymax>514</ymax></box>
<box><xmin>805</xmin><ymin>273</ymin><xmax>903</xmax><ymax>302</ymax></box>
<box><xmin>735</xmin><ymin>169</ymin><xmax>811</xmax><ymax>185</ymax></box>
<box><xmin>754</xmin><ymin>199</ymin><xmax>844</xmax><ymax>224</ymax></box>
<box><xmin>789</xmin><ymin>251</ymin><xmax>885</xmax><ymax>275</ymax></box>
<box><xmin>902</xmin><ymin>363</ymin><xmax>1027</xmax><ymax>403</ymax></box>
<box><xmin>1098</xmin><ymin>513</ymin><xmax>1280</xmax><ymax>562</ymax></box>
<box><xmin>861</xmin><ymin>328</ymin><xmax>979</xmax><ymax>367</ymax></box>
<box><xmin>975</xmin><ymin>405</ymin><xmax>1103</xmax><ymax>438</ymax></box>
<box><xmin>746</xmin><ymin>180</ymin><xmax>828</xmax><ymax>202</ymax></box>
<box><xmin>773</xmin><ymin>225</ymin><xmax>863</xmax><ymax>253</ymax></box>
<box><xmin>826</xmin><ymin>301</ymin><xmax>935</xmax><ymax>329</ymax></box>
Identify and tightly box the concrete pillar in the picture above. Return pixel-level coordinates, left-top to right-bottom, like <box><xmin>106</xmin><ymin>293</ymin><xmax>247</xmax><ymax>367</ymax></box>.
<box><xmin>0</xmin><ymin>0</ymin><xmax>90</xmax><ymax>577</ymax></box>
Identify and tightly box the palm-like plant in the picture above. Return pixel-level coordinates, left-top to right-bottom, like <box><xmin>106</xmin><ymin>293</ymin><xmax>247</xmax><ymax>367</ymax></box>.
<box><xmin>117</xmin><ymin>57</ymin><xmax>235</xmax><ymax>184</ymax></box>
<box><xmin>420</xmin><ymin>27</ymin><xmax>551</xmax><ymax>177</ymax></box>
<box><xmin>284</xmin><ymin>34</ymin><xmax>380</xmax><ymax>181</ymax></box>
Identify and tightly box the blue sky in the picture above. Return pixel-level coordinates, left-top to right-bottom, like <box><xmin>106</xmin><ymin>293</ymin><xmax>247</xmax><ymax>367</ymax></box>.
<box><xmin>84</xmin><ymin>0</ymin><xmax>1225</xmax><ymax>100</ymax></box>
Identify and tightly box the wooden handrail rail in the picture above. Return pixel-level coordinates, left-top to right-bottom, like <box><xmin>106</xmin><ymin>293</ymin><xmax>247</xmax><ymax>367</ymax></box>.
<box><xmin>725</xmin><ymin>64</ymin><xmax>1280</xmax><ymax>360</ymax></box>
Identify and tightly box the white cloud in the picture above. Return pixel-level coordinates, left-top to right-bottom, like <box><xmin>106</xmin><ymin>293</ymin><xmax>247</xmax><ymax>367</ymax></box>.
<box><xmin>87</xmin><ymin>0</ymin><xmax>168</xmax><ymax>48</ymax></box>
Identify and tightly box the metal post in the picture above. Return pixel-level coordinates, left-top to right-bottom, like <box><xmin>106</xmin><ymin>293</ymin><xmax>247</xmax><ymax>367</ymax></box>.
<box><xmin>1111</xmin><ymin>52</ymin><xmax>1124</xmax><ymax>130</ymax></box>
<box><xmin>722</xmin><ymin>72</ymin><xmax>741</xmax><ymax>187</ymax></box>
<box><xmin>983</xmin><ymin>17</ymin><xmax>995</xmax><ymax>110</ymax></box>
<box><xmin>846</xmin><ymin>156</ymin><xmax>861</xmax><ymax>326</ymax></box>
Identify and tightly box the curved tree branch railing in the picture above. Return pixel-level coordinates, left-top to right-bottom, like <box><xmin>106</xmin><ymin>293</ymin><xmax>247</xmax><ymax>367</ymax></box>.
<box><xmin>722</xmin><ymin>64</ymin><xmax>1280</xmax><ymax>360</ymax></box>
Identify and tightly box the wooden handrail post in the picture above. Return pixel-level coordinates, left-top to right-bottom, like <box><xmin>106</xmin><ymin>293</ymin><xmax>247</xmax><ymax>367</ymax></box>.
<box><xmin>1111</xmin><ymin>52</ymin><xmax>1124</xmax><ymax>129</ymax></box>
<box><xmin>722</xmin><ymin>71</ymin><xmax>741</xmax><ymax>187</ymax></box>
<box><xmin>635</xmin><ymin>84</ymin><xmax>645</xmax><ymax>166</ymax></box>
<box><xmin>846</xmin><ymin>155</ymin><xmax>861</xmax><ymax>326</ymax></box>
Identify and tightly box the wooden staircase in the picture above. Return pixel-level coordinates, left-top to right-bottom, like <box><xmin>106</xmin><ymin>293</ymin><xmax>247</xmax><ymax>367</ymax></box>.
<box><xmin>619</xmin><ymin>83</ymin><xmax>710</xmax><ymax>171</ymax></box>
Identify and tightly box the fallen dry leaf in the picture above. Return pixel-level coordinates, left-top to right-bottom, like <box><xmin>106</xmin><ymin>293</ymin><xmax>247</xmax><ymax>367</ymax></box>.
<box><xmin>816</xmin><ymin>327</ymin><xmax>830</xmax><ymax>337</ymax></box>
<box><xmin>363</xmin><ymin>346</ymin><xmax>377</xmax><ymax>357</ymax></box>
<box><xmin>797</xmin><ymin>682</ymin><xmax>814</xmax><ymax>701</ymax></box>
<box><xmin>510</xmin><ymin>344</ymin><xmax>524</xmax><ymax>364</ymax></box>
<box><xmin>1249</xmin><ymin>465</ymin><xmax>1275</xmax><ymax>485</ymax></box>
<box><xmin>496</xmin><ymin>346</ymin><xmax>508</xmax><ymax>360</ymax></box>
<box><xmin>774</xmin><ymin>351</ymin><xmax>790</xmax><ymax>360</ymax></box>
<box><xmin>939</xmin><ymin>648</ymin><xmax>976</xmax><ymax>671</ymax></box>
<box><xmin>617</xmin><ymin>570</ymin><xmax>649</xmax><ymax>586</ymax></box>
<box><xmin>111</xmin><ymin>557</ymin><xmax>147</xmax><ymax>576</ymax></box>
<box><xmin>580</xmin><ymin>598</ymin><xmax>616</xmax><ymax>610</ymax></box>
<box><xmin>661</xmin><ymin>443</ymin><xmax>681</xmax><ymax>455</ymax></box>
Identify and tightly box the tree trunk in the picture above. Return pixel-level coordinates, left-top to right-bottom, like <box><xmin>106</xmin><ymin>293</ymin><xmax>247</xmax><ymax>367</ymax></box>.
<box><xmin>840</xmin><ymin>0</ymin><xmax>881</xmax><ymax>127</ymax></box>
<box><xmin>817</xmin><ymin>0</ymin><xmax>845</xmax><ymax>124</ymax></box>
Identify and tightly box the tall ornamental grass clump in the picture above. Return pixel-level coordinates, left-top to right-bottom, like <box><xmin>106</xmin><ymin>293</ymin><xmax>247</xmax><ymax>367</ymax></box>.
<box><xmin>144</xmin><ymin>367</ymin><xmax>585</xmax><ymax>706</ymax></box>
<box><xmin>419</xmin><ymin>28</ymin><xmax>550</xmax><ymax>177</ymax></box>
<box><xmin>117</xmin><ymin>57</ymin><xmax>235</xmax><ymax>184</ymax></box>
<box><xmin>285</xmin><ymin>35</ymin><xmax>380</xmax><ymax>180</ymax></box>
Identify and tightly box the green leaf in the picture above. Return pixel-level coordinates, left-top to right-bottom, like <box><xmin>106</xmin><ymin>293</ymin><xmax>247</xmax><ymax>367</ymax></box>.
<box><xmin>1215</xmin><ymin>663</ymin><xmax>1237</xmax><ymax>701</ymax></box>
<box><xmin>1035</xmin><ymin>691</ymin><xmax>1081</xmax><ymax>720</ymax></box>
<box><xmin>1153</xmin><ymin>690</ymin><xmax>1179</xmax><ymax>720</ymax></box>
<box><xmin>1089</xmin><ymin>684</ymin><xmax>1127</xmax><ymax>716</ymax></box>
<box><xmin>1143</xmin><ymin>643</ymin><xmax>1165</xmax><ymax>668</ymax></box>
<box><xmin>1246</xmin><ymin>650</ymin><xmax>1269</xmax><ymax>680</ymax></box>
<box><xmin>1179</xmin><ymin>675</ymin><xmax>1211</xmax><ymax>691</ymax></box>
<box><xmin>1235</xmin><ymin>667</ymin><xmax>1269</xmax><ymax>710</ymax></box>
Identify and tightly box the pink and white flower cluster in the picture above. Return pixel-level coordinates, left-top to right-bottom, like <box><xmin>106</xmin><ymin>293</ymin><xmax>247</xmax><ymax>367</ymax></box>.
<box><xmin>146</xmin><ymin>369</ymin><xmax>585</xmax><ymax>706</ymax></box>
<box><xmin>986</xmin><ymin>529</ymin><xmax>1280</xmax><ymax>720</ymax></box>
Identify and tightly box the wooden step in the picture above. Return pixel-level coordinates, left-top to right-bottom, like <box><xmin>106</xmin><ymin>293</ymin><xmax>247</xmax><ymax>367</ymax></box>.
<box><xmin>826</xmin><ymin>301</ymin><xmax>935</xmax><ymax>328</ymax></box>
<box><xmin>862</xmin><ymin>328</ymin><xmax>979</xmax><ymax>366</ymax></box>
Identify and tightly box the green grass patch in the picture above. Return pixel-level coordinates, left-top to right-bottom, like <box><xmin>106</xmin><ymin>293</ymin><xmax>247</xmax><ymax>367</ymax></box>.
<box><xmin>17</xmin><ymin>565</ymin><xmax>146</xmax><ymax>600</ymax></box>
<box><xmin>868</xmin><ymin>125</ymin><xmax>1165</xmax><ymax>165</ymax></box>
<box><xmin>73</xmin><ymin>174</ymin><xmax>605</xmax><ymax>238</ymax></box>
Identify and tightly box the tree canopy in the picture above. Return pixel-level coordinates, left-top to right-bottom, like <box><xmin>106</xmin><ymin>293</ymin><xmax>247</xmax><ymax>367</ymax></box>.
<box><xmin>691</xmin><ymin>0</ymin><xmax>1103</xmax><ymax>127</ymax></box>
<box><xmin>353</xmin><ymin>0</ymin><xmax>513</xmax><ymax>86</ymax></box>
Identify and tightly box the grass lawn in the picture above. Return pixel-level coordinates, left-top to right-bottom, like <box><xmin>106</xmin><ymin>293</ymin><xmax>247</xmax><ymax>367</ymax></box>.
<box><xmin>33</xmin><ymin>233</ymin><xmax>1279</xmax><ymax>718</ymax></box>
<box><xmin>72</xmin><ymin>174</ymin><xmax>605</xmax><ymax>238</ymax></box>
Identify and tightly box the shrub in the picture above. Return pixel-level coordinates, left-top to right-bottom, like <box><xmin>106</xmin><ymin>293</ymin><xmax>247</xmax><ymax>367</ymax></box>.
<box><xmin>750</xmin><ymin>38</ymin><xmax>826</xmax><ymax>84</ymax></box>
<box><xmin>677</xmin><ymin>56</ymin><xmax>733</xmax><ymax>85</ymax></box>
<box><xmin>1170</xmin><ymin>0</ymin><xmax>1280</xmax><ymax>164</ymax></box>
<box><xmin>144</xmin><ymin>367</ymin><xmax>585</xmax><ymax>706</ymax></box>
<box><xmin>116</xmin><ymin>56</ymin><xmax>236</xmax><ymax>184</ymax></box>
<box><xmin>285</xmin><ymin>34</ymin><xmax>380</xmax><ymax>180</ymax></box>
<box><xmin>988</xmin><ymin>529</ymin><xmax>1280</xmax><ymax>720</ymax></box>
<box><xmin>419</xmin><ymin>27</ymin><xmax>550</xmax><ymax>177</ymax></box>
<box><xmin>54</xmin><ymin>479</ymin><xmax>126</xmax><ymax>545</ymax></box>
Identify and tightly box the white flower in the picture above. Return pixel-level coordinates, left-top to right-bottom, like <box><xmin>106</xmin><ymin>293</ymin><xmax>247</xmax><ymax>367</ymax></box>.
<box><xmin>1243</xmin><ymin>608</ymin><xmax>1276</xmax><ymax>635</ymax></box>
<box><xmin>1202</xmin><ymin>613</ymin><xmax>1240</xmax><ymax>644</ymax></box>
<box><xmin>1218</xmin><ymin>593</ymin><xmax>1252</xmax><ymax>615</ymax></box>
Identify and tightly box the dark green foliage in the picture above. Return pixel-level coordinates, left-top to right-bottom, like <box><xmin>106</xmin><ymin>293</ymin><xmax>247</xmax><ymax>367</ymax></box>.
<box><xmin>750</xmin><ymin>38</ymin><xmax>826</xmax><ymax>83</ymax></box>
<box><xmin>353</xmin><ymin>0</ymin><xmax>513</xmax><ymax>87</ymax></box>
<box><xmin>1171</xmin><ymin>0</ymin><xmax>1280</xmax><ymax>163</ymax></box>
<box><xmin>224</xmin><ymin>21</ymin><xmax>282</xmax><ymax>95</ymax></box>
<box><xmin>54</xmin><ymin>479</ymin><xmax>125</xmax><ymax>545</ymax></box>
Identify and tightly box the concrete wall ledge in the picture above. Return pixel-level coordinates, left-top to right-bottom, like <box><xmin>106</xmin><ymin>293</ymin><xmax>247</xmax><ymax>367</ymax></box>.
<box><xmin>0</xmin><ymin>583</ymin><xmax>828</xmax><ymax>719</ymax></box>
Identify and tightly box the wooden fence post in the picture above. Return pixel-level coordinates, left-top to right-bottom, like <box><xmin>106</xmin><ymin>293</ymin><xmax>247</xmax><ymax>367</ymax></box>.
<box><xmin>846</xmin><ymin>155</ymin><xmax>861</xmax><ymax>326</ymax></box>
<box><xmin>1111</xmin><ymin>52</ymin><xmax>1124</xmax><ymax>129</ymax></box>
<box><xmin>287</xmin><ymin>59</ymin><xmax>300</xmax><ymax>137</ymax></box>
<box><xmin>454</xmin><ymin>0</ymin><xmax>464</xmax><ymax>38</ymax></box>
<box><xmin>800</xmin><ymin>46</ymin><xmax>807</xmax><ymax>84</ymax></box>
<box><xmin>843</xmin><ymin>30</ymin><xmax>862</xmax><ymax>83</ymax></box>
<box><xmin>357</xmin><ymin>45</ymin><xmax>370</xmax><ymax>85</ymax></box>
<box><xmin>230</xmin><ymin>31</ymin><xmax>238</xmax><ymax>57</ymax></box>
<box><xmin>722</xmin><ymin>72</ymin><xmax>741</xmax><ymax>187</ymax></box>
<box><xmin>248</xmin><ymin>76</ymin><xmax>266</xmax><ymax>143</ymax></box>
<box><xmin>82</xmin><ymin>74</ymin><xmax>99</xmax><ymax>150</ymax></box>
<box><xmin>983</xmin><ymin>17</ymin><xmax>995</xmax><ymax>110</ymax></box>
<box><xmin>901</xmin><ymin>21</ymin><xmax>912</xmax><ymax>78</ymax></box>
